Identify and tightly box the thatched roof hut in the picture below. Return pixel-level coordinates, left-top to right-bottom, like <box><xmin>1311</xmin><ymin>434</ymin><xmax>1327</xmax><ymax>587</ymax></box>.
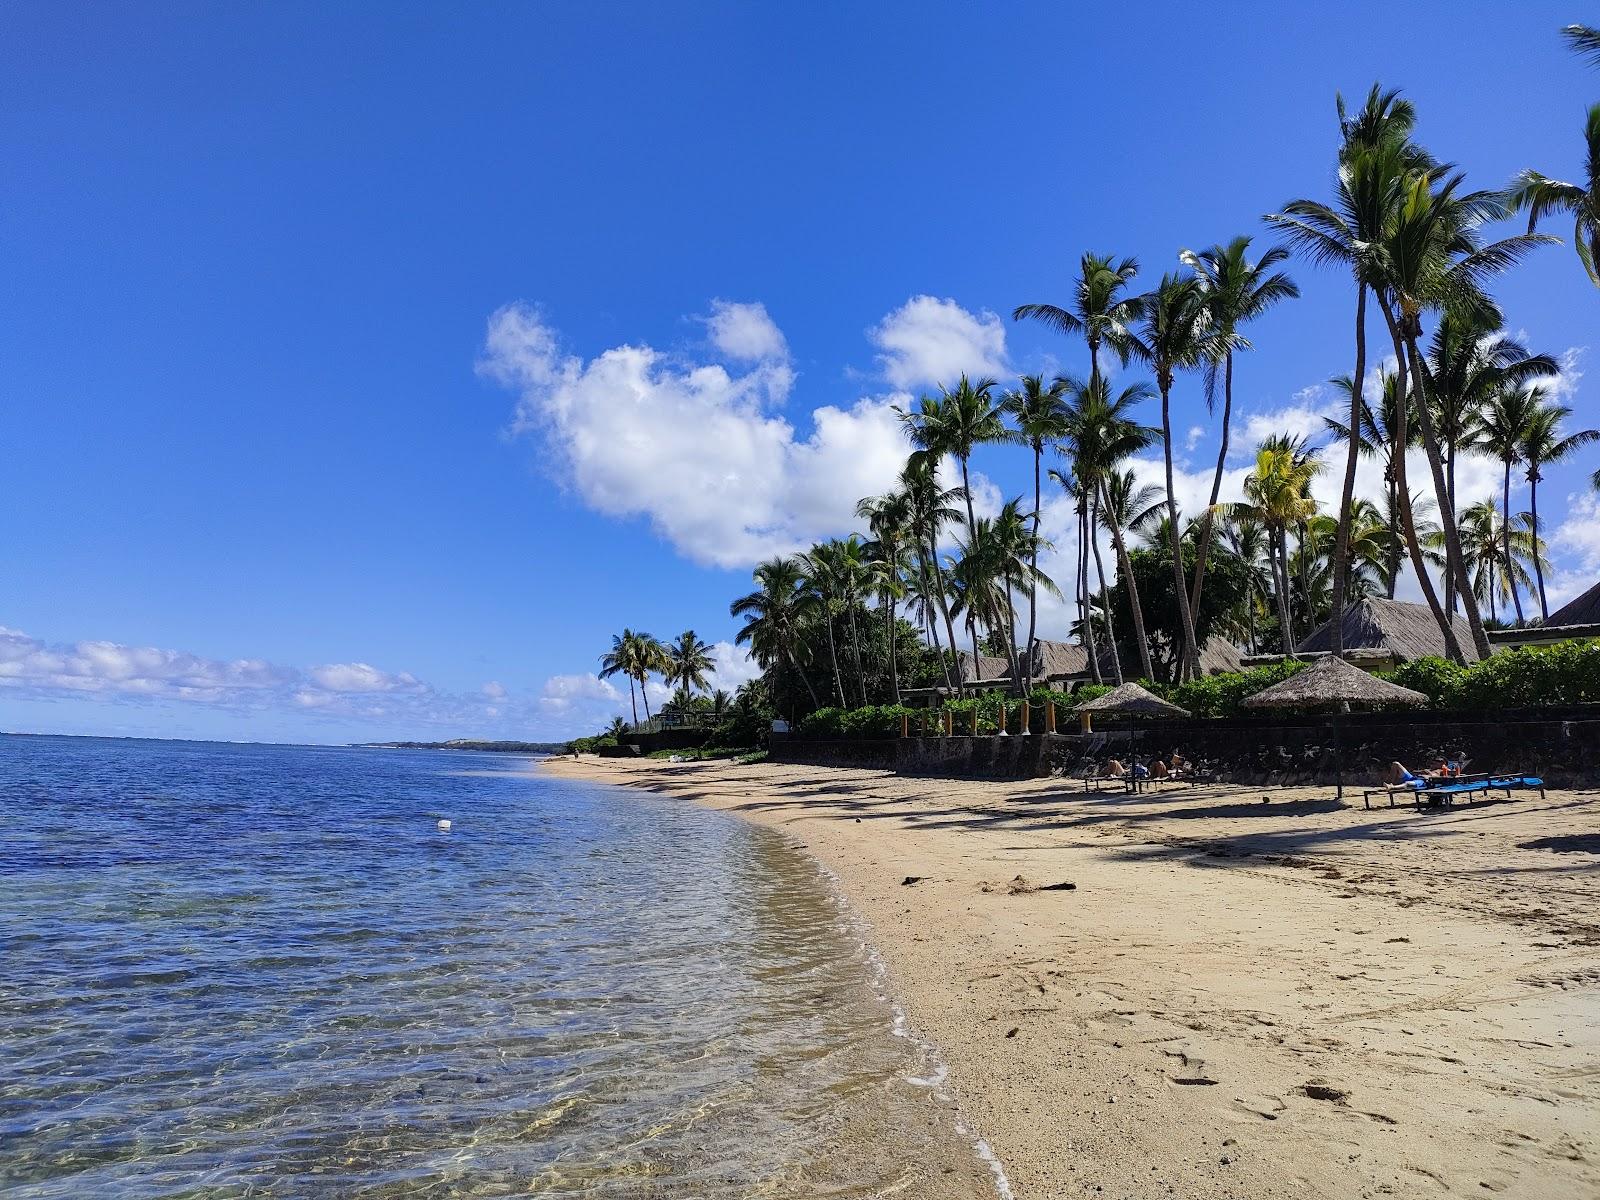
<box><xmin>1297</xmin><ymin>598</ymin><xmax>1482</xmax><ymax>664</ymax></box>
<box><xmin>958</xmin><ymin>649</ymin><xmax>1014</xmax><ymax>687</ymax></box>
<box><xmin>1544</xmin><ymin>578</ymin><xmax>1600</xmax><ymax>629</ymax></box>
<box><xmin>1030</xmin><ymin>636</ymin><xmax>1243</xmax><ymax>685</ymax></box>
<box><xmin>1243</xmin><ymin>654</ymin><xmax>1428</xmax><ymax>710</ymax></box>
<box><xmin>1074</xmin><ymin>682</ymin><xmax>1191</xmax><ymax>718</ymax></box>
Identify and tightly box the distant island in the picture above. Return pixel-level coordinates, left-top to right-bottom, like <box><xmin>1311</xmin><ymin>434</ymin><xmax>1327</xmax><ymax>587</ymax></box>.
<box><xmin>353</xmin><ymin>739</ymin><xmax>566</xmax><ymax>754</ymax></box>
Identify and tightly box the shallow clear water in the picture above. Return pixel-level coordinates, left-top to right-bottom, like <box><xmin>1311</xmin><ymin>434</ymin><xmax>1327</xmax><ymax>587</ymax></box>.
<box><xmin>0</xmin><ymin>736</ymin><xmax>1000</xmax><ymax>1197</ymax></box>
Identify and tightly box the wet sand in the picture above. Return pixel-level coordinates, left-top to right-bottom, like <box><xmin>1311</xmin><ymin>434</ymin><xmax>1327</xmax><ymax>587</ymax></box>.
<box><xmin>542</xmin><ymin>755</ymin><xmax>1600</xmax><ymax>1199</ymax></box>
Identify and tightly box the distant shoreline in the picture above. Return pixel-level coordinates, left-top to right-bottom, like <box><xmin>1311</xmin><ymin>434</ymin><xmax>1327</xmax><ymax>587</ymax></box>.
<box><xmin>352</xmin><ymin>739</ymin><xmax>564</xmax><ymax>753</ymax></box>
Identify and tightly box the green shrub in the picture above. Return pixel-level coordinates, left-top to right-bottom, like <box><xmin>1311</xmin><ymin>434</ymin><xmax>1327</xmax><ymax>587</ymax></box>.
<box><xmin>1388</xmin><ymin>655</ymin><xmax>1469</xmax><ymax>706</ymax></box>
<box><xmin>1167</xmin><ymin>659</ymin><xmax>1308</xmax><ymax>717</ymax></box>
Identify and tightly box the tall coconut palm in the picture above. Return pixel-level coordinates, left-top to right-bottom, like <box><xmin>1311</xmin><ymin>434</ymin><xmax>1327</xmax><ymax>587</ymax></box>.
<box><xmin>599</xmin><ymin>629</ymin><xmax>645</xmax><ymax>725</ymax></box>
<box><xmin>806</xmin><ymin>537</ymin><xmax>874</xmax><ymax>706</ymax></box>
<box><xmin>1566</xmin><ymin>24</ymin><xmax>1600</xmax><ymax>66</ymax></box>
<box><xmin>1518</xmin><ymin>395</ymin><xmax>1600</xmax><ymax>619</ymax></box>
<box><xmin>1013</xmin><ymin>253</ymin><xmax>1145</xmax><ymax>383</ymax></box>
<box><xmin>731</xmin><ymin>557</ymin><xmax>821</xmax><ymax>710</ymax></box>
<box><xmin>1238</xmin><ymin>436</ymin><xmax>1322</xmax><ymax>653</ymax></box>
<box><xmin>665</xmin><ymin>630</ymin><xmax>715</xmax><ymax>704</ymax></box>
<box><xmin>1125</xmin><ymin>273</ymin><xmax>1210</xmax><ymax>680</ymax></box>
<box><xmin>1457</xmin><ymin>500</ymin><xmax>1540</xmax><ymax>625</ymax></box>
<box><xmin>1001</xmin><ymin>374</ymin><xmax>1072</xmax><ymax>691</ymax></box>
<box><xmin>1046</xmin><ymin>466</ymin><xmax>1106</xmax><ymax>685</ymax></box>
<box><xmin>1508</xmin><ymin>103</ymin><xmax>1600</xmax><ymax>287</ymax></box>
<box><xmin>1424</xmin><ymin>314</ymin><xmax>1559</xmax><ymax>614</ymax></box>
<box><xmin>1222</xmin><ymin>512</ymin><xmax>1274</xmax><ymax>652</ymax></box>
<box><xmin>1095</xmin><ymin>448</ymin><xmax>1165</xmax><ymax>680</ymax></box>
<box><xmin>1371</xmin><ymin>167</ymin><xmax>1552</xmax><ymax>660</ymax></box>
<box><xmin>1325</xmin><ymin>368</ymin><xmax>1420</xmax><ymax>597</ymax></box>
<box><xmin>898</xmin><ymin>374</ymin><xmax>1012</xmax><ymax>555</ymax></box>
<box><xmin>856</xmin><ymin>490</ymin><xmax>913</xmax><ymax>704</ymax></box>
<box><xmin>1178</xmin><ymin>237</ymin><xmax>1299</xmax><ymax>621</ymax></box>
<box><xmin>1267</xmin><ymin>84</ymin><xmax>1426</xmax><ymax>656</ymax></box>
<box><xmin>1476</xmin><ymin>384</ymin><xmax>1540</xmax><ymax>623</ymax></box>
<box><xmin>898</xmin><ymin>458</ymin><xmax>966</xmax><ymax>695</ymax></box>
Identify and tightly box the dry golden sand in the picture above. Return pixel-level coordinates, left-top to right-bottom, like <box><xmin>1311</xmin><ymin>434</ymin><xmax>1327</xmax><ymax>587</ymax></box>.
<box><xmin>542</xmin><ymin>755</ymin><xmax>1600</xmax><ymax>1199</ymax></box>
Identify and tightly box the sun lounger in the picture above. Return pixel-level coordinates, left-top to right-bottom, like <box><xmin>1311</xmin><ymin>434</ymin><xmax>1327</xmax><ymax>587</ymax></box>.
<box><xmin>1414</xmin><ymin>779</ymin><xmax>1491</xmax><ymax>807</ymax></box>
<box><xmin>1362</xmin><ymin>781</ymin><xmax>1426</xmax><ymax>809</ymax></box>
<box><xmin>1081</xmin><ymin>767</ymin><xmax>1132</xmax><ymax>793</ymax></box>
<box><xmin>1487</xmin><ymin>774</ymin><xmax>1545</xmax><ymax>799</ymax></box>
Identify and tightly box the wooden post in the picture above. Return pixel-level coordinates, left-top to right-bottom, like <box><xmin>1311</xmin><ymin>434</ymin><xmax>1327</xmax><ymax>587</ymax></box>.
<box><xmin>970</xmin><ymin>708</ymin><xmax>978</xmax><ymax>736</ymax></box>
<box><xmin>1020</xmin><ymin>699</ymin><xmax>1031</xmax><ymax>735</ymax></box>
<box><xmin>900</xmin><ymin>713</ymin><xmax>909</xmax><ymax>739</ymax></box>
<box><xmin>1080</xmin><ymin>710</ymin><xmax>1093</xmax><ymax>733</ymax></box>
<box><xmin>998</xmin><ymin>701</ymin><xmax>1007</xmax><ymax>735</ymax></box>
<box><xmin>943</xmin><ymin>710</ymin><xmax>953</xmax><ymax>738</ymax></box>
<box><xmin>1046</xmin><ymin>700</ymin><xmax>1057</xmax><ymax>733</ymax></box>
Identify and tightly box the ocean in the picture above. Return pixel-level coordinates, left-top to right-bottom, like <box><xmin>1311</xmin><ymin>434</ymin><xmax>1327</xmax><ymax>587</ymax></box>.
<box><xmin>0</xmin><ymin>735</ymin><xmax>1002</xmax><ymax>1197</ymax></box>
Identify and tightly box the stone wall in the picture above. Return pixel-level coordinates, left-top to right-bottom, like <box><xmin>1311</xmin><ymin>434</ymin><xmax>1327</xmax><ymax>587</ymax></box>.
<box><xmin>770</xmin><ymin>707</ymin><xmax>1600</xmax><ymax>787</ymax></box>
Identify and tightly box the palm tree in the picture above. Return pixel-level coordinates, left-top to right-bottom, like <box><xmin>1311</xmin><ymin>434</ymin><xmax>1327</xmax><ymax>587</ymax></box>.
<box><xmin>1001</xmin><ymin>374</ymin><xmax>1072</xmax><ymax>691</ymax></box>
<box><xmin>1125</xmin><ymin>272</ymin><xmax>1209</xmax><ymax>680</ymax></box>
<box><xmin>599</xmin><ymin>630</ymin><xmax>643</xmax><ymax>725</ymax></box>
<box><xmin>1424</xmin><ymin>314</ymin><xmax>1558</xmax><ymax>614</ymax></box>
<box><xmin>1267</xmin><ymin>84</ymin><xmax>1426</xmax><ymax>656</ymax></box>
<box><xmin>1507</xmin><ymin>103</ymin><xmax>1600</xmax><ymax>288</ymax></box>
<box><xmin>1046</xmin><ymin>466</ymin><xmax>1106</xmax><ymax>685</ymax></box>
<box><xmin>1222</xmin><ymin>511</ymin><xmax>1274</xmax><ymax>652</ymax></box>
<box><xmin>623</xmin><ymin>632</ymin><xmax>667</xmax><ymax>720</ymax></box>
<box><xmin>1457</xmin><ymin>499</ymin><xmax>1540</xmax><ymax>625</ymax></box>
<box><xmin>1519</xmin><ymin>395</ymin><xmax>1600</xmax><ymax>619</ymax></box>
<box><xmin>1373</xmin><ymin>166</ymin><xmax>1552</xmax><ymax>660</ymax></box>
<box><xmin>1239</xmin><ymin>436</ymin><xmax>1321</xmax><ymax>652</ymax></box>
<box><xmin>899</xmin><ymin>458</ymin><xmax>966</xmax><ymax>696</ymax></box>
<box><xmin>1478</xmin><ymin>385</ymin><xmax>1540</xmax><ymax>623</ymax></box>
<box><xmin>857</xmin><ymin>490</ymin><xmax>913</xmax><ymax>704</ymax></box>
<box><xmin>665</xmin><ymin>630</ymin><xmax>715</xmax><ymax>704</ymax></box>
<box><xmin>1178</xmin><ymin>237</ymin><xmax>1299</xmax><ymax>623</ymax></box>
<box><xmin>1079</xmin><ymin>378</ymin><xmax>1163</xmax><ymax>681</ymax></box>
<box><xmin>709</xmin><ymin>689</ymin><xmax>732</xmax><ymax>722</ymax></box>
<box><xmin>730</xmin><ymin>557</ymin><xmax>821</xmax><ymax>710</ymax></box>
<box><xmin>898</xmin><ymin>374</ymin><xmax>1012</xmax><ymax>557</ymax></box>
<box><xmin>1013</xmin><ymin>253</ymin><xmax>1145</xmax><ymax>383</ymax></box>
<box><xmin>804</xmin><ymin>538</ymin><xmax>874</xmax><ymax>706</ymax></box>
<box><xmin>1566</xmin><ymin>24</ymin><xmax>1600</xmax><ymax>66</ymax></box>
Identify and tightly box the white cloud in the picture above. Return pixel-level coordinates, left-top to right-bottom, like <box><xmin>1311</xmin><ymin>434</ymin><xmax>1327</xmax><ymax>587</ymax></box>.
<box><xmin>703</xmin><ymin>299</ymin><xmax>787</xmax><ymax>362</ymax></box>
<box><xmin>307</xmin><ymin>662</ymin><xmax>424</xmax><ymax>694</ymax></box>
<box><xmin>1184</xmin><ymin>425</ymin><xmax>1206</xmax><ymax>452</ymax></box>
<box><xmin>1554</xmin><ymin>491</ymin><xmax>1600</xmax><ymax>574</ymax></box>
<box><xmin>868</xmin><ymin>295</ymin><xmax>1008</xmax><ymax>390</ymax></box>
<box><xmin>481</xmin><ymin>680</ymin><xmax>508</xmax><ymax>700</ymax></box>
<box><xmin>707</xmin><ymin>641</ymin><xmax>760</xmax><ymax>693</ymax></box>
<box><xmin>538</xmin><ymin>673</ymin><xmax>621</xmax><ymax>714</ymax></box>
<box><xmin>479</xmin><ymin>302</ymin><xmax>913</xmax><ymax>568</ymax></box>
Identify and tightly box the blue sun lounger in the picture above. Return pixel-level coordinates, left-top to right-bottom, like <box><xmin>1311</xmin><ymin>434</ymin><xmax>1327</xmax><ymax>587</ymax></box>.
<box><xmin>1416</xmin><ymin>774</ymin><xmax>1545</xmax><ymax>808</ymax></box>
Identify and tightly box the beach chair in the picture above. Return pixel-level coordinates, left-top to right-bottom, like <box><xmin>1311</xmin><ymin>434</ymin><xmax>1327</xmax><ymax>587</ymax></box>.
<box><xmin>1081</xmin><ymin>763</ymin><xmax>1132</xmax><ymax>793</ymax></box>
<box><xmin>1487</xmin><ymin>774</ymin><xmax>1546</xmax><ymax>800</ymax></box>
<box><xmin>1362</xmin><ymin>781</ymin><xmax>1426</xmax><ymax>810</ymax></box>
<box><xmin>1414</xmin><ymin>779</ymin><xmax>1492</xmax><ymax>808</ymax></box>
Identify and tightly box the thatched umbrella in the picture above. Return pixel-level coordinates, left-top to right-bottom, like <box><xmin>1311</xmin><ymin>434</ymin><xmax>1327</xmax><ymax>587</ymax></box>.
<box><xmin>1243</xmin><ymin>655</ymin><xmax>1428</xmax><ymax>799</ymax></box>
<box><xmin>1076</xmin><ymin>684</ymin><xmax>1191</xmax><ymax>777</ymax></box>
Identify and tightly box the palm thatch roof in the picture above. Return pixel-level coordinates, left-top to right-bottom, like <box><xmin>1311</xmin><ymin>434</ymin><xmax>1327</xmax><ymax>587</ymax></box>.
<box><xmin>1296</xmin><ymin>598</ymin><xmax>1482</xmax><ymax>663</ymax></box>
<box><xmin>1074</xmin><ymin>682</ymin><xmax>1191</xmax><ymax>718</ymax></box>
<box><xmin>958</xmin><ymin>650</ymin><xmax>1014</xmax><ymax>687</ymax></box>
<box><xmin>1544</xmin><ymin>578</ymin><xmax>1600</xmax><ymax>628</ymax></box>
<box><xmin>1196</xmin><ymin>636</ymin><xmax>1244</xmax><ymax>675</ymax></box>
<box><xmin>1030</xmin><ymin>636</ymin><xmax>1241</xmax><ymax>681</ymax></box>
<box><xmin>1242</xmin><ymin>654</ymin><xmax>1428</xmax><ymax>709</ymax></box>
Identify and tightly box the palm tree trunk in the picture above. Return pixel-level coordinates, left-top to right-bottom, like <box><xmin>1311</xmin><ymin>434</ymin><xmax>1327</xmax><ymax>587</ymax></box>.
<box><xmin>928</xmin><ymin>538</ymin><xmax>963</xmax><ymax>696</ymax></box>
<box><xmin>785</xmin><ymin>649</ymin><xmax>821</xmax><ymax>709</ymax></box>
<box><xmin>627</xmin><ymin>677</ymin><xmax>639</xmax><ymax>726</ymax></box>
<box><xmin>1385</xmin><ymin>470</ymin><xmax>1401</xmax><ymax>598</ymax></box>
<box><xmin>1403</xmin><ymin>332</ymin><xmax>1491</xmax><ymax>660</ymax></box>
<box><xmin>1443</xmin><ymin>443</ymin><xmax>1458</xmax><ymax>618</ymax></box>
<box><xmin>1503</xmin><ymin>460</ymin><xmax>1526</xmax><ymax>624</ymax></box>
<box><xmin>1025</xmin><ymin>445</ymin><xmax>1042</xmax><ymax>693</ymax></box>
<box><xmin>1079</xmin><ymin>500</ymin><xmax>1104</xmax><ymax>685</ymax></box>
<box><xmin>1380</xmin><ymin>306</ymin><xmax>1464</xmax><ymax>663</ymax></box>
<box><xmin>823</xmin><ymin>608</ymin><xmax>846</xmax><ymax>706</ymax></box>
<box><xmin>1530</xmin><ymin>472</ymin><xmax>1550</xmax><ymax>620</ymax></box>
<box><xmin>1102</xmin><ymin>480</ymin><xmax>1156</xmax><ymax>682</ymax></box>
<box><xmin>1002</xmin><ymin>577</ymin><xmax>1022</xmax><ymax>690</ymax></box>
<box><xmin>917</xmin><ymin>548</ymin><xmax>955</xmax><ymax>696</ymax></box>
<box><xmin>1328</xmin><ymin>284</ymin><xmax>1366</xmax><ymax>656</ymax></box>
<box><xmin>887</xmin><ymin>594</ymin><xmax>901</xmax><ymax>704</ymax></box>
<box><xmin>846</xmin><ymin>606</ymin><xmax>867</xmax><ymax>706</ymax></box>
<box><xmin>1188</xmin><ymin>350</ymin><xmax>1233</xmax><ymax>622</ymax></box>
<box><xmin>639</xmin><ymin>672</ymin><xmax>653</xmax><ymax>720</ymax></box>
<box><xmin>1159</xmin><ymin>380</ymin><xmax>1202</xmax><ymax>681</ymax></box>
<box><xmin>1089</xmin><ymin>494</ymin><xmax>1124</xmax><ymax>685</ymax></box>
<box><xmin>1273</xmin><ymin>528</ymin><xmax>1294</xmax><ymax>653</ymax></box>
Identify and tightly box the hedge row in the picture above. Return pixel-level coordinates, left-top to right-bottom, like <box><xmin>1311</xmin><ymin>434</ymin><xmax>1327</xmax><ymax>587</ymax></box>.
<box><xmin>1389</xmin><ymin>641</ymin><xmax>1600</xmax><ymax>709</ymax></box>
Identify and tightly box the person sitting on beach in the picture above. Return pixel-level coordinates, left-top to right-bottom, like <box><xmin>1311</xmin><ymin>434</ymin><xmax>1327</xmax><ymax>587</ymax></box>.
<box><xmin>1169</xmin><ymin>750</ymin><xmax>1190</xmax><ymax>778</ymax></box>
<box><xmin>1105</xmin><ymin>759</ymin><xmax>1128</xmax><ymax>778</ymax></box>
<box><xmin>1149</xmin><ymin>759</ymin><xmax>1169</xmax><ymax>780</ymax></box>
<box><xmin>1383</xmin><ymin>761</ymin><xmax>1426</xmax><ymax>789</ymax></box>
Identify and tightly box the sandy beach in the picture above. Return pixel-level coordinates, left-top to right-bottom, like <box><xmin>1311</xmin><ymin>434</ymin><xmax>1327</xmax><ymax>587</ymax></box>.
<box><xmin>543</xmin><ymin>755</ymin><xmax>1600</xmax><ymax>1199</ymax></box>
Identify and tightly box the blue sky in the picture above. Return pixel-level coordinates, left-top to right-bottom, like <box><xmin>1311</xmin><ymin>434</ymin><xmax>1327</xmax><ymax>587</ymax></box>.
<box><xmin>3</xmin><ymin>3</ymin><xmax>1596</xmax><ymax>743</ymax></box>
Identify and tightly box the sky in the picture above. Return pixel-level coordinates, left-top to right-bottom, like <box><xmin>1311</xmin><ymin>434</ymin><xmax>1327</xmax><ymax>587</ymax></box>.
<box><xmin>2</xmin><ymin>3</ymin><xmax>1597</xmax><ymax>743</ymax></box>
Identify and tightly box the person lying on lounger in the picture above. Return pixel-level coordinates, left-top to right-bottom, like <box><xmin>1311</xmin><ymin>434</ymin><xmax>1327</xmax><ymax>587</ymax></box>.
<box><xmin>1382</xmin><ymin>761</ymin><xmax>1427</xmax><ymax>789</ymax></box>
<box><xmin>1105</xmin><ymin>759</ymin><xmax>1128</xmax><ymax>778</ymax></box>
<box><xmin>1149</xmin><ymin>759</ymin><xmax>1170</xmax><ymax>780</ymax></box>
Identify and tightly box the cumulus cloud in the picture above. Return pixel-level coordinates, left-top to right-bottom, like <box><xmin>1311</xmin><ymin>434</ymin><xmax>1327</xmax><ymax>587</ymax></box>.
<box><xmin>0</xmin><ymin>625</ymin><xmax>625</xmax><ymax>740</ymax></box>
<box><xmin>707</xmin><ymin>640</ymin><xmax>760</xmax><ymax>693</ymax></box>
<box><xmin>868</xmin><ymin>295</ymin><xmax>1009</xmax><ymax>390</ymax></box>
<box><xmin>1554</xmin><ymin>490</ymin><xmax>1600</xmax><ymax>574</ymax></box>
<box><xmin>703</xmin><ymin>299</ymin><xmax>787</xmax><ymax>362</ymax></box>
<box><xmin>479</xmin><ymin>301</ymin><xmax>914</xmax><ymax>568</ymax></box>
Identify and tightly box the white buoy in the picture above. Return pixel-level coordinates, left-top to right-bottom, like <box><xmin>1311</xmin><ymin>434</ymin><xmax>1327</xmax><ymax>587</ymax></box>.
<box><xmin>437</xmin><ymin>818</ymin><xmax>452</xmax><ymax>832</ymax></box>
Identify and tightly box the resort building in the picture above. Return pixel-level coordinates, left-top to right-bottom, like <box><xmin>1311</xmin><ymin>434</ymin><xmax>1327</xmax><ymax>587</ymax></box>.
<box><xmin>1293</xmin><ymin>597</ymin><xmax>1483</xmax><ymax>667</ymax></box>
<box><xmin>1489</xmin><ymin>578</ymin><xmax>1600</xmax><ymax>648</ymax></box>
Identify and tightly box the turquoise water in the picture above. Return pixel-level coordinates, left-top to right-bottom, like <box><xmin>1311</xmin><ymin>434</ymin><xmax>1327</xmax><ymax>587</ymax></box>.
<box><xmin>0</xmin><ymin>736</ymin><xmax>1000</xmax><ymax>1197</ymax></box>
